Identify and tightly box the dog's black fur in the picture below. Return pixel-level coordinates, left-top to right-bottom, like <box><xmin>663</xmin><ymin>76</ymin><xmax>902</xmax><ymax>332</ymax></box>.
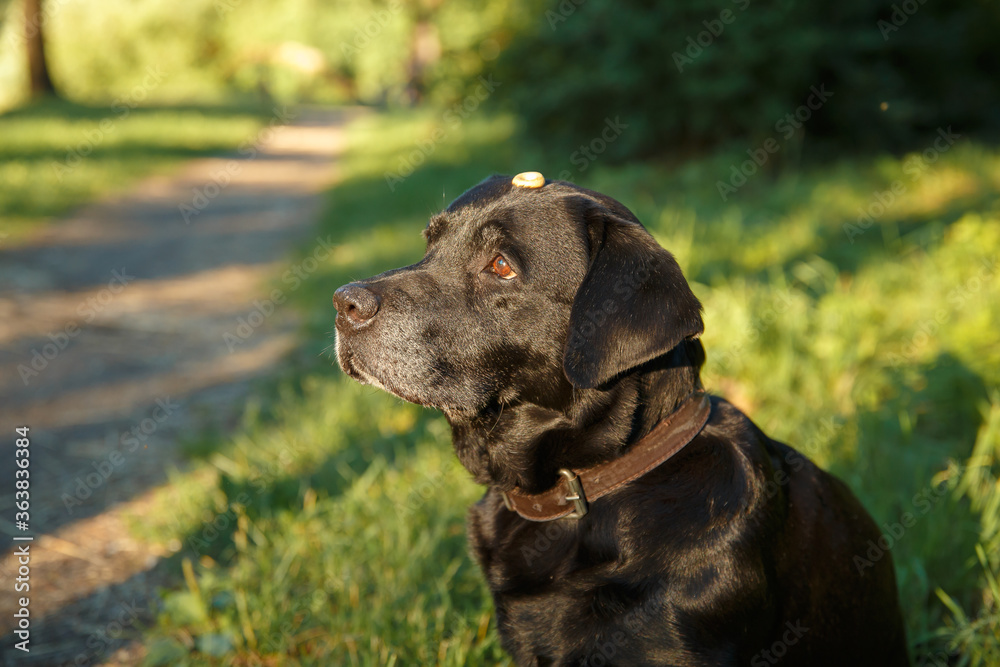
<box><xmin>333</xmin><ymin>175</ymin><xmax>908</xmax><ymax>666</ymax></box>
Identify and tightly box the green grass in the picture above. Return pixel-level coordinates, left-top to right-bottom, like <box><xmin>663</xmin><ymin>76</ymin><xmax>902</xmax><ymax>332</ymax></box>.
<box><xmin>136</xmin><ymin>110</ymin><xmax>1000</xmax><ymax>665</ymax></box>
<box><xmin>0</xmin><ymin>97</ymin><xmax>268</xmax><ymax>243</ymax></box>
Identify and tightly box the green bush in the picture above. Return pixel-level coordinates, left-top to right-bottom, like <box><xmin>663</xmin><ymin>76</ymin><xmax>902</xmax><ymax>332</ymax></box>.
<box><xmin>494</xmin><ymin>0</ymin><xmax>1000</xmax><ymax>161</ymax></box>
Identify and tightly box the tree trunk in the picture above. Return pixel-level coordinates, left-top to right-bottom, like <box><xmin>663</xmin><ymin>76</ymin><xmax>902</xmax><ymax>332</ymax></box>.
<box><xmin>24</xmin><ymin>0</ymin><xmax>57</xmax><ymax>98</ymax></box>
<box><xmin>404</xmin><ymin>19</ymin><xmax>440</xmax><ymax>106</ymax></box>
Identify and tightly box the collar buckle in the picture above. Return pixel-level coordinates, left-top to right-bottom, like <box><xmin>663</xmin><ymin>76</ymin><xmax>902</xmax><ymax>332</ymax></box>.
<box><xmin>558</xmin><ymin>468</ymin><xmax>589</xmax><ymax>519</ymax></box>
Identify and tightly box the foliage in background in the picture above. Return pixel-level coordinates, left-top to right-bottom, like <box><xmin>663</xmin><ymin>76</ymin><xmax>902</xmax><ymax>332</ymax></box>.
<box><xmin>495</xmin><ymin>0</ymin><xmax>1000</xmax><ymax>161</ymax></box>
<box><xmin>5</xmin><ymin>0</ymin><xmax>998</xmax><ymax>161</ymax></box>
<box><xmin>132</xmin><ymin>110</ymin><xmax>1000</xmax><ymax>664</ymax></box>
<box><xmin>0</xmin><ymin>0</ymin><xmax>527</xmax><ymax>110</ymax></box>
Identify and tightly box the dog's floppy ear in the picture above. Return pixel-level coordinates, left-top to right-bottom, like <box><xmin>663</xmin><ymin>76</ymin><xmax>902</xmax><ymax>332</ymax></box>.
<box><xmin>563</xmin><ymin>198</ymin><xmax>703</xmax><ymax>389</ymax></box>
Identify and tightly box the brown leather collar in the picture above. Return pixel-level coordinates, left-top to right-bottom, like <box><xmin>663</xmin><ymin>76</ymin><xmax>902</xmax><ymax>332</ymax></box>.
<box><xmin>501</xmin><ymin>391</ymin><xmax>712</xmax><ymax>522</ymax></box>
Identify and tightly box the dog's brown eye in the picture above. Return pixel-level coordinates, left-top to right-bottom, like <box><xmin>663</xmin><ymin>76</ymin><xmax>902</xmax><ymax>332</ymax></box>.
<box><xmin>489</xmin><ymin>255</ymin><xmax>516</xmax><ymax>280</ymax></box>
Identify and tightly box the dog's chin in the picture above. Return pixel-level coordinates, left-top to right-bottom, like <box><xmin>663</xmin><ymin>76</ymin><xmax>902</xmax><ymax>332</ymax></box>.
<box><xmin>337</xmin><ymin>344</ymin><xmax>452</xmax><ymax>411</ymax></box>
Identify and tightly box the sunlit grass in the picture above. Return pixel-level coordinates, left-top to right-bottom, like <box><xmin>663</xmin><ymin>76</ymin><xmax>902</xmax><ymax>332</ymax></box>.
<box><xmin>0</xmin><ymin>97</ymin><xmax>267</xmax><ymax>243</ymax></box>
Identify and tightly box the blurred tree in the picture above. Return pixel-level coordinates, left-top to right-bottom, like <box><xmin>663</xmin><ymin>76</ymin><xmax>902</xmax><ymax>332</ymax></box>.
<box><xmin>404</xmin><ymin>0</ymin><xmax>442</xmax><ymax>105</ymax></box>
<box><xmin>24</xmin><ymin>0</ymin><xmax>57</xmax><ymax>97</ymax></box>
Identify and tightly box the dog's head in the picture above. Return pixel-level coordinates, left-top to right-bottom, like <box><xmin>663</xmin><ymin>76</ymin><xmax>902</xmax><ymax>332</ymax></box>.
<box><xmin>333</xmin><ymin>173</ymin><xmax>703</xmax><ymax>419</ymax></box>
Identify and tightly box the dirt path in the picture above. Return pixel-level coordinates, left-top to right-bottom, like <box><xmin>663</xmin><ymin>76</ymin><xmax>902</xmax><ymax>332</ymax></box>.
<box><xmin>0</xmin><ymin>107</ymin><xmax>355</xmax><ymax>666</ymax></box>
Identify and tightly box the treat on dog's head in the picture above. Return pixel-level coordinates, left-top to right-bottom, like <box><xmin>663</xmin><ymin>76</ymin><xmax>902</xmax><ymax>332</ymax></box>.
<box><xmin>511</xmin><ymin>171</ymin><xmax>545</xmax><ymax>188</ymax></box>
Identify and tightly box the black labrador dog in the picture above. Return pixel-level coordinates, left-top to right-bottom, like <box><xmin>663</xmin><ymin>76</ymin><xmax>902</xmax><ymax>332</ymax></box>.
<box><xmin>333</xmin><ymin>173</ymin><xmax>908</xmax><ymax>666</ymax></box>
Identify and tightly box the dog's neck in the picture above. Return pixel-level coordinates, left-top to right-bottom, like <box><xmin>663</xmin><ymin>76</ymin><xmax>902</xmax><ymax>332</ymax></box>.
<box><xmin>447</xmin><ymin>339</ymin><xmax>706</xmax><ymax>493</ymax></box>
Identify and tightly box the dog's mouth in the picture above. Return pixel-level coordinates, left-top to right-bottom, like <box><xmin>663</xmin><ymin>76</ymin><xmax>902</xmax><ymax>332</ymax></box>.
<box><xmin>337</xmin><ymin>341</ymin><xmax>450</xmax><ymax>410</ymax></box>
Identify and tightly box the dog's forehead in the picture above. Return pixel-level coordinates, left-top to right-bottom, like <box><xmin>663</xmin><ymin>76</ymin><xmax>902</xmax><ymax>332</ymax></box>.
<box><xmin>430</xmin><ymin>199</ymin><xmax>567</xmax><ymax>251</ymax></box>
<box><xmin>426</xmin><ymin>175</ymin><xmax>593</xmax><ymax>247</ymax></box>
<box><xmin>446</xmin><ymin>174</ymin><xmax>515</xmax><ymax>212</ymax></box>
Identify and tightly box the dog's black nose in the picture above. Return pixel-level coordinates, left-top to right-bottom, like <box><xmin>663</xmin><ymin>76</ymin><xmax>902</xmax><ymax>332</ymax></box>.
<box><xmin>333</xmin><ymin>283</ymin><xmax>380</xmax><ymax>327</ymax></box>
